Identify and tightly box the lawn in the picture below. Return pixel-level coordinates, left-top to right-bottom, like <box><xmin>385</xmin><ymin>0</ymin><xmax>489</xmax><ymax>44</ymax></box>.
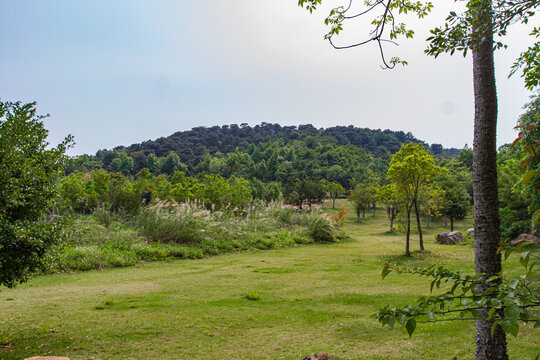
<box><xmin>0</xmin><ymin>200</ymin><xmax>537</xmax><ymax>359</ymax></box>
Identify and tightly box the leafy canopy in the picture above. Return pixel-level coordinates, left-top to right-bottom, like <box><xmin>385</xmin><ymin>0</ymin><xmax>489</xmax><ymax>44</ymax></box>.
<box><xmin>0</xmin><ymin>101</ymin><xmax>72</xmax><ymax>288</ymax></box>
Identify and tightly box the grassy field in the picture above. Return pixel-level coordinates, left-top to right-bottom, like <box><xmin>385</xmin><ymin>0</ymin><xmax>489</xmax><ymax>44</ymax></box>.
<box><xmin>0</xmin><ymin>200</ymin><xmax>538</xmax><ymax>360</ymax></box>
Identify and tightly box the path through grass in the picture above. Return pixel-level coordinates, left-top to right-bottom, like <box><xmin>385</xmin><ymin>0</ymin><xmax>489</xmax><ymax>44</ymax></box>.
<box><xmin>0</xmin><ymin>201</ymin><xmax>537</xmax><ymax>359</ymax></box>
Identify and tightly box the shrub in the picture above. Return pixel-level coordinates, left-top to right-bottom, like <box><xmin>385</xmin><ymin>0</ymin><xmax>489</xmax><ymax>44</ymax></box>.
<box><xmin>137</xmin><ymin>207</ymin><xmax>205</xmax><ymax>244</ymax></box>
<box><xmin>331</xmin><ymin>207</ymin><xmax>348</xmax><ymax>227</ymax></box>
<box><xmin>245</xmin><ymin>290</ymin><xmax>261</xmax><ymax>301</ymax></box>
<box><xmin>93</xmin><ymin>206</ymin><xmax>113</xmax><ymax>227</ymax></box>
<box><xmin>306</xmin><ymin>215</ymin><xmax>336</xmax><ymax>242</ymax></box>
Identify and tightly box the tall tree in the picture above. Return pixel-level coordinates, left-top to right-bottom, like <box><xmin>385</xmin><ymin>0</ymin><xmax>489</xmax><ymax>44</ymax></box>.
<box><xmin>0</xmin><ymin>101</ymin><xmax>72</xmax><ymax>288</ymax></box>
<box><xmin>298</xmin><ymin>0</ymin><xmax>540</xmax><ymax>356</ymax></box>
<box><xmin>388</xmin><ymin>143</ymin><xmax>441</xmax><ymax>256</ymax></box>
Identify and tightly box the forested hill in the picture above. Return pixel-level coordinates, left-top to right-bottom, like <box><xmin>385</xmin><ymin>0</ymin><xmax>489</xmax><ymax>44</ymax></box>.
<box><xmin>69</xmin><ymin>123</ymin><xmax>460</xmax><ymax>187</ymax></box>
<box><xmin>118</xmin><ymin>124</ymin><xmax>456</xmax><ymax>160</ymax></box>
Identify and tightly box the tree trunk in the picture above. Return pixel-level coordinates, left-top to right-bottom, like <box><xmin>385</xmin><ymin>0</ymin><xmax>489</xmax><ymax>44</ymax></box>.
<box><xmin>332</xmin><ymin>197</ymin><xmax>335</xmax><ymax>209</ymax></box>
<box><xmin>405</xmin><ymin>206</ymin><xmax>411</xmax><ymax>257</ymax></box>
<box><xmin>472</xmin><ymin>1</ymin><xmax>507</xmax><ymax>357</ymax></box>
<box><xmin>414</xmin><ymin>200</ymin><xmax>424</xmax><ymax>251</ymax></box>
<box><xmin>356</xmin><ymin>210</ymin><xmax>360</xmax><ymax>222</ymax></box>
<box><xmin>362</xmin><ymin>208</ymin><xmax>366</xmax><ymax>218</ymax></box>
<box><xmin>450</xmin><ymin>217</ymin><xmax>454</xmax><ymax>232</ymax></box>
<box><xmin>444</xmin><ymin>215</ymin><xmax>447</xmax><ymax>227</ymax></box>
<box><xmin>389</xmin><ymin>215</ymin><xmax>394</xmax><ymax>232</ymax></box>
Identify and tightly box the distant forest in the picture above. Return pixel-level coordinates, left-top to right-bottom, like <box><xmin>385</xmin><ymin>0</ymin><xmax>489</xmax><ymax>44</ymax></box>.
<box><xmin>69</xmin><ymin>124</ymin><xmax>460</xmax><ymax>187</ymax></box>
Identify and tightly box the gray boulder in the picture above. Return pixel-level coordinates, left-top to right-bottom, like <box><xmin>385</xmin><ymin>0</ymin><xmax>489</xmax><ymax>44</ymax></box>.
<box><xmin>437</xmin><ymin>231</ymin><xmax>465</xmax><ymax>245</ymax></box>
<box><xmin>510</xmin><ymin>233</ymin><xmax>540</xmax><ymax>246</ymax></box>
<box><xmin>466</xmin><ymin>228</ymin><xmax>474</xmax><ymax>236</ymax></box>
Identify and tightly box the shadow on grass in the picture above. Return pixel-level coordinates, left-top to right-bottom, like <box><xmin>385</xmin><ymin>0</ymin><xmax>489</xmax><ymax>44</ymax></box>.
<box><xmin>379</xmin><ymin>250</ymin><xmax>442</xmax><ymax>266</ymax></box>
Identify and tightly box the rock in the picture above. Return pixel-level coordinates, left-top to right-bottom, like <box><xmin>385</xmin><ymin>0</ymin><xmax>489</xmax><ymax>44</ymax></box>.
<box><xmin>466</xmin><ymin>228</ymin><xmax>474</xmax><ymax>236</ymax></box>
<box><xmin>437</xmin><ymin>231</ymin><xmax>465</xmax><ymax>245</ymax></box>
<box><xmin>24</xmin><ymin>357</ymin><xmax>70</xmax><ymax>360</ymax></box>
<box><xmin>302</xmin><ymin>353</ymin><xmax>332</xmax><ymax>360</ymax></box>
<box><xmin>510</xmin><ymin>233</ymin><xmax>540</xmax><ymax>246</ymax></box>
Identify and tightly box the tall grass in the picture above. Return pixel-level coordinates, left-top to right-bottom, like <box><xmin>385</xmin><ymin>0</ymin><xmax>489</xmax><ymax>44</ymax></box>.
<box><xmin>43</xmin><ymin>201</ymin><xmax>343</xmax><ymax>273</ymax></box>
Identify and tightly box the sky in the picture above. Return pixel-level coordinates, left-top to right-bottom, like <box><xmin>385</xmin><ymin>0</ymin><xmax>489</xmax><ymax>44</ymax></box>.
<box><xmin>1</xmin><ymin>1</ymin><xmax>537</xmax><ymax>155</ymax></box>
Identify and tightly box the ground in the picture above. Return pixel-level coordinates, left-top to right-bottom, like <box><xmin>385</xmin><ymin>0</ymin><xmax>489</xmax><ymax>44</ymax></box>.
<box><xmin>0</xmin><ymin>200</ymin><xmax>537</xmax><ymax>359</ymax></box>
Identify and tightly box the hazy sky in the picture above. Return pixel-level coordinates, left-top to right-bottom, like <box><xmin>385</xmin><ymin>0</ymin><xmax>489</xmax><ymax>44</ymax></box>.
<box><xmin>1</xmin><ymin>1</ymin><xmax>537</xmax><ymax>155</ymax></box>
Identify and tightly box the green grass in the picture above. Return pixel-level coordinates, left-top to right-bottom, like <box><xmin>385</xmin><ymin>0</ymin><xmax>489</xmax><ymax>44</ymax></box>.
<box><xmin>0</xmin><ymin>200</ymin><xmax>537</xmax><ymax>359</ymax></box>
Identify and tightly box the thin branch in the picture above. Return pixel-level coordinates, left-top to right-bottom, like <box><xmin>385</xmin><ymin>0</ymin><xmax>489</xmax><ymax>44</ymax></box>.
<box><xmin>344</xmin><ymin>0</ymin><xmax>383</xmax><ymax>19</ymax></box>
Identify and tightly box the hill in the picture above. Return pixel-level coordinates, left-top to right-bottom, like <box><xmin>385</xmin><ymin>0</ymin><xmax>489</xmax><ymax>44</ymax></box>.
<box><xmin>69</xmin><ymin>123</ymin><xmax>460</xmax><ymax>187</ymax></box>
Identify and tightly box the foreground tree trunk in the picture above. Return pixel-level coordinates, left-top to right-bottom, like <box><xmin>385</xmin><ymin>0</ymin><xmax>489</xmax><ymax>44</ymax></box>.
<box><xmin>472</xmin><ymin>1</ymin><xmax>508</xmax><ymax>358</ymax></box>
<box><xmin>414</xmin><ymin>200</ymin><xmax>425</xmax><ymax>251</ymax></box>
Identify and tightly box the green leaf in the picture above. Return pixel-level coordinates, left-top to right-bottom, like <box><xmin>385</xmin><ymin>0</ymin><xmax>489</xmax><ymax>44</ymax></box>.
<box><xmin>382</xmin><ymin>266</ymin><xmax>391</xmax><ymax>280</ymax></box>
<box><xmin>507</xmin><ymin>320</ymin><xmax>519</xmax><ymax>337</ymax></box>
<box><xmin>523</xmin><ymin>170</ymin><xmax>538</xmax><ymax>185</ymax></box>
<box><xmin>532</xmin><ymin>209</ymin><xmax>540</xmax><ymax>228</ymax></box>
<box><xmin>427</xmin><ymin>311</ymin><xmax>434</xmax><ymax>320</ymax></box>
<box><xmin>491</xmin><ymin>320</ymin><xmax>500</xmax><ymax>337</ymax></box>
<box><xmin>470</xmin><ymin>309</ymin><xmax>484</xmax><ymax>320</ymax></box>
<box><xmin>508</xmin><ymin>279</ymin><xmax>519</xmax><ymax>290</ymax></box>
<box><xmin>397</xmin><ymin>314</ymin><xmax>406</xmax><ymax>325</ymax></box>
<box><xmin>405</xmin><ymin>318</ymin><xmax>416</xmax><ymax>337</ymax></box>
<box><xmin>505</xmin><ymin>304</ymin><xmax>520</xmax><ymax>322</ymax></box>
<box><xmin>520</xmin><ymin>252</ymin><xmax>530</xmax><ymax>268</ymax></box>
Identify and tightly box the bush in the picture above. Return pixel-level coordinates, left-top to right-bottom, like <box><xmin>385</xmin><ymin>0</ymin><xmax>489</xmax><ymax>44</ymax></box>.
<box><xmin>306</xmin><ymin>214</ymin><xmax>336</xmax><ymax>242</ymax></box>
<box><xmin>93</xmin><ymin>206</ymin><xmax>113</xmax><ymax>227</ymax></box>
<box><xmin>137</xmin><ymin>207</ymin><xmax>205</xmax><ymax>244</ymax></box>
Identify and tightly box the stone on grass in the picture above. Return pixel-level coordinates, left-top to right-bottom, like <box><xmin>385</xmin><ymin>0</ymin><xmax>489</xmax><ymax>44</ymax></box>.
<box><xmin>510</xmin><ymin>233</ymin><xmax>540</xmax><ymax>246</ymax></box>
<box><xmin>466</xmin><ymin>228</ymin><xmax>474</xmax><ymax>236</ymax></box>
<box><xmin>302</xmin><ymin>353</ymin><xmax>333</xmax><ymax>360</ymax></box>
<box><xmin>437</xmin><ymin>231</ymin><xmax>465</xmax><ymax>245</ymax></box>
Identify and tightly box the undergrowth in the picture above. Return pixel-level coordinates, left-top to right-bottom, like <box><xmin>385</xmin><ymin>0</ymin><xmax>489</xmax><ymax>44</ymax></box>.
<box><xmin>43</xmin><ymin>201</ymin><xmax>343</xmax><ymax>273</ymax></box>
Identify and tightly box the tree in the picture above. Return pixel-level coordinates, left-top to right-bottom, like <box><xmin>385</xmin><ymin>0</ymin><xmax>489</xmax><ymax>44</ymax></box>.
<box><xmin>298</xmin><ymin>0</ymin><xmax>540</xmax><ymax>356</ymax></box>
<box><xmin>438</xmin><ymin>175</ymin><xmax>470</xmax><ymax>231</ymax></box>
<box><xmin>349</xmin><ymin>182</ymin><xmax>376</xmax><ymax>222</ymax></box>
<box><xmin>0</xmin><ymin>101</ymin><xmax>72</xmax><ymax>288</ymax></box>
<box><xmin>514</xmin><ymin>93</ymin><xmax>540</xmax><ymax>228</ymax></box>
<box><xmin>387</xmin><ymin>143</ymin><xmax>441</xmax><ymax>256</ymax></box>
<box><xmin>161</xmin><ymin>151</ymin><xmax>186</xmax><ymax>176</ymax></box>
<box><xmin>322</xmin><ymin>180</ymin><xmax>345</xmax><ymax>208</ymax></box>
<box><xmin>146</xmin><ymin>153</ymin><xmax>159</xmax><ymax>174</ymax></box>
<box><xmin>417</xmin><ymin>184</ymin><xmax>445</xmax><ymax>228</ymax></box>
<box><xmin>376</xmin><ymin>184</ymin><xmax>401</xmax><ymax>232</ymax></box>
<box><xmin>110</xmin><ymin>151</ymin><xmax>134</xmax><ymax>176</ymax></box>
<box><xmin>300</xmin><ymin>180</ymin><xmax>327</xmax><ymax>209</ymax></box>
